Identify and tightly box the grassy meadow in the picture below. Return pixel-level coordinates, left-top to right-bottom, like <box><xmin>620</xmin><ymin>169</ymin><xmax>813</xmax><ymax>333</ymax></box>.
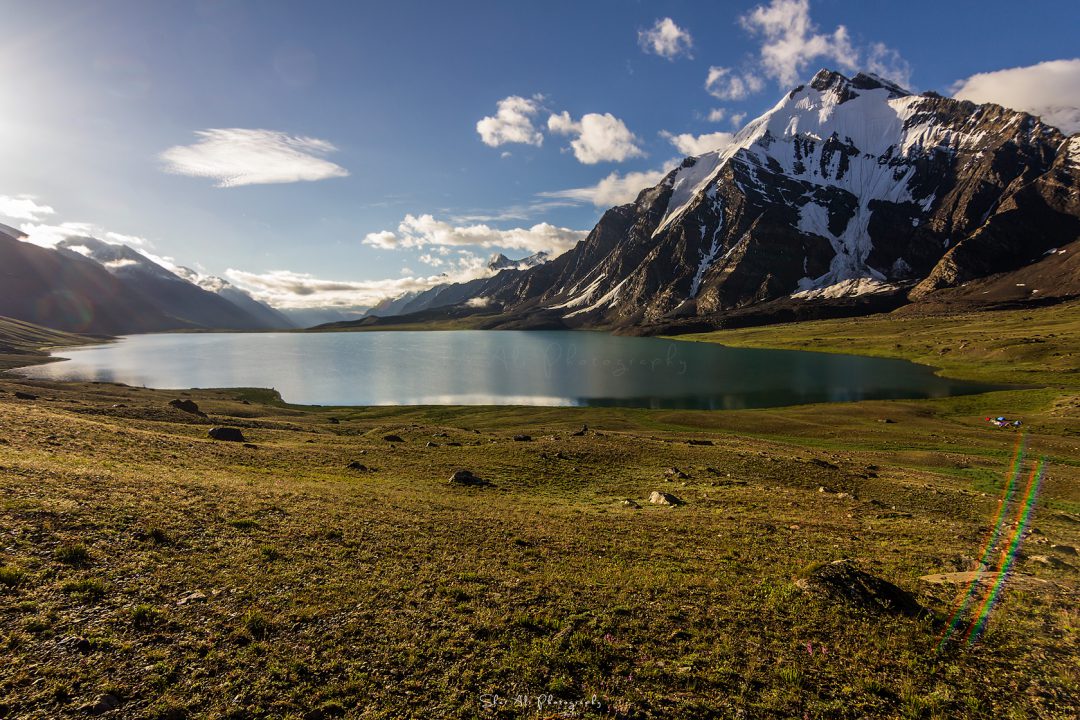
<box><xmin>0</xmin><ymin>303</ymin><xmax>1077</xmax><ymax>719</ymax></box>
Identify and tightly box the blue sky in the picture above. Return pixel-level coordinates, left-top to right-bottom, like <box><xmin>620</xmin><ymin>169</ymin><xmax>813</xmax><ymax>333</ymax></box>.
<box><xmin>1</xmin><ymin>0</ymin><xmax>1078</xmax><ymax>309</ymax></box>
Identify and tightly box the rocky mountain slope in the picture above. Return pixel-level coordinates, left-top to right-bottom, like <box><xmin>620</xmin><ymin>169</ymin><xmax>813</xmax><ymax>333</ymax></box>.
<box><xmin>0</xmin><ymin>226</ymin><xmax>292</xmax><ymax>334</ymax></box>
<box><xmin>358</xmin><ymin>69</ymin><xmax>1080</xmax><ymax>331</ymax></box>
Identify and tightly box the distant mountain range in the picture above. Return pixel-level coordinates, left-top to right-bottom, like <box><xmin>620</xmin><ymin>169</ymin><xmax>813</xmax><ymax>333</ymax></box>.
<box><xmin>342</xmin><ymin>69</ymin><xmax>1080</xmax><ymax>333</ymax></box>
<box><xmin>0</xmin><ymin>223</ymin><xmax>293</xmax><ymax>334</ymax></box>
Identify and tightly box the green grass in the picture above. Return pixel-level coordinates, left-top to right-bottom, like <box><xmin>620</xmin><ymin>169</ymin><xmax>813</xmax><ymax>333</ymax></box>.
<box><xmin>0</xmin><ymin>302</ymin><xmax>1077</xmax><ymax>717</ymax></box>
<box><xmin>676</xmin><ymin>300</ymin><xmax>1080</xmax><ymax>387</ymax></box>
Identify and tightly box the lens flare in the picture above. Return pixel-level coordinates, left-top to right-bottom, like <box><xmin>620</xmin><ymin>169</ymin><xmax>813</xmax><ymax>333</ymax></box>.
<box><xmin>964</xmin><ymin>458</ymin><xmax>1045</xmax><ymax>645</ymax></box>
<box><xmin>937</xmin><ymin>434</ymin><xmax>1027</xmax><ymax>651</ymax></box>
<box><xmin>937</xmin><ymin>433</ymin><xmax>1048</xmax><ymax>651</ymax></box>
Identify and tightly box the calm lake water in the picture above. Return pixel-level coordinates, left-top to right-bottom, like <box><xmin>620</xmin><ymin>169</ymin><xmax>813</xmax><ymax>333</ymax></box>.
<box><xmin>14</xmin><ymin>331</ymin><xmax>1002</xmax><ymax>409</ymax></box>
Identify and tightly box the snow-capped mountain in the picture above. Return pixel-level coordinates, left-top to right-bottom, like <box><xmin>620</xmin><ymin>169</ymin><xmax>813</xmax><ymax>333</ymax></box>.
<box><xmin>374</xmin><ymin>69</ymin><xmax>1077</xmax><ymax>330</ymax></box>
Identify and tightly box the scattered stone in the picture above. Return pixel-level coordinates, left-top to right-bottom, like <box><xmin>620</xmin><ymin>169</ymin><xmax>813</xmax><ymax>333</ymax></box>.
<box><xmin>664</xmin><ymin>467</ymin><xmax>688</xmax><ymax>480</ymax></box>
<box><xmin>446</xmin><ymin>441</ymin><xmax>462</xmax><ymax>447</ymax></box>
<box><xmin>168</xmin><ymin>399</ymin><xmax>206</xmax><ymax>417</ymax></box>
<box><xmin>243</xmin><ymin>443</ymin><xmax>258</xmax><ymax>449</ymax></box>
<box><xmin>177</xmin><ymin>590</ymin><xmax>207</xmax><ymax>606</ymax></box>
<box><xmin>76</xmin><ymin>637</ymin><xmax>93</xmax><ymax>654</ymax></box>
<box><xmin>383</xmin><ymin>434</ymin><xmax>404</xmax><ymax>443</ymax></box>
<box><xmin>797</xmin><ymin>560</ymin><xmax>926</xmax><ymax>618</ymax></box>
<box><xmin>809</xmin><ymin>459</ymin><xmax>839</xmax><ymax>470</ymax></box>
<box><xmin>14</xmin><ymin>391</ymin><xmax>37</xmax><ymax>400</ymax></box>
<box><xmin>426</xmin><ymin>441</ymin><xmax>437</xmax><ymax>447</ymax></box>
<box><xmin>432</xmin><ymin>432</ymin><xmax>448</xmax><ymax>438</ymax></box>
<box><xmin>877</xmin><ymin>418</ymin><xmax>896</xmax><ymax>424</ymax></box>
<box><xmin>111</xmin><ymin>403</ymin><xmax>126</xmax><ymax>408</ymax></box>
<box><xmin>876</xmin><ymin>511</ymin><xmax>913</xmax><ymax>519</ymax></box>
<box><xmin>513</xmin><ymin>434</ymin><xmax>532</xmax><ymax>442</ymax></box>
<box><xmin>920</xmin><ymin>570</ymin><xmax>1047</xmax><ymax>587</ymax></box>
<box><xmin>649</xmin><ymin>491</ymin><xmax>685</xmax><ymax>506</ymax></box>
<box><xmin>449</xmin><ymin>469</ymin><xmax>488</xmax><ymax>486</ymax></box>
<box><xmin>686</xmin><ymin>439</ymin><xmax>713</xmax><ymax>446</ymax></box>
<box><xmin>621</xmin><ymin>499</ymin><xmax>641</xmax><ymax>509</ymax></box>
<box><xmin>346</xmin><ymin>462</ymin><xmax>370</xmax><ymax>471</ymax></box>
<box><xmin>208</xmin><ymin>427</ymin><xmax>246</xmax><ymax>442</ymax></box>
<box><xmin>1029</xmin><ymin>554</ymin><xmax>1066</xmax><ymax>568</ymax></box>
<box><xmin>240</xmin><ymin>399</ymin><xmax>251</xmax><ymax>405</ymax></box>
<box><xmin>1051</xmin><ymin>544</ymin><xmax>1078</xmax><ymax>556</ymax></box>
<box><xmin>83</xmin><ymin>693</ymin><xmax>122</xmax><ymax>715</ymax></box>
<box><xmin>328</xmin><ymin>418</ymin><xmax>340</xmax><ymax>425</ymax></box>
<box><xmin>570</xmin><ymin>424</ymin><xmax>588</xmax><ymax>437</ymax></box>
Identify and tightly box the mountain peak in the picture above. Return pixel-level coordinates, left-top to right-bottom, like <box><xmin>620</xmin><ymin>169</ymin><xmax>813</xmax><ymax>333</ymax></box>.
<box><xmin>807</xmin><ymin>68</ymin><xmax>910</xmax><ymax>101</ymax></box>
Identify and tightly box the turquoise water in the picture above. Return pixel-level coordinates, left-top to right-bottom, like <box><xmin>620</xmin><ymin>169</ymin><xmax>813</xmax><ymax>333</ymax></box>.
<box><xmin>15</xmin><ymin>330</ymin><xmax>1003</xmax><ymax>409</ymax></box>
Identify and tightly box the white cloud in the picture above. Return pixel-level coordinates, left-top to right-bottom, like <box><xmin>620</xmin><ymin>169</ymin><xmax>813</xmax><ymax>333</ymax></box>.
<box><xmin>740</xmin><ymin>0</ymin><xmax>858</xmax><ymax>87</ymax></box>
<box><xmin>362</xmin><ymin>214</ymin><xmax>587</xmax><ymax>257</ymax></box>
<box><xmin>160</xmin><ymin>128</ymin><xmax>349</xmax><ymax>187</ymax></box>
<box><xmin>546</xmin><ymin>111</ymin><xmax>645</xmax><ymax>164</ymax></box>
<box><xmin>865</xmin><ymin>42</ymin><xmax>912</xmax><ymax>90</ymax></box>
<box><xmin>0</xmin><ymin>194</ymin><xmax>55</xmax><ymax>222</ymax></box>
<box><xmin>730</xmin><ymin>112</ymin><xmax>748</xmax><ymax>128</ymax></box>
<box><xmin>661</xmin><ymin>130</ymin><xmax>736</xmax><ymax>156</ymax></box>
<box><xmin>705</xmin><ymin>66</ymin><xmax>765</xmax><ymax>101</ymax></box>
<box><xmin>638</xmin><ymin>18</ymin><xmax>693</xmax><ymax>60</ymax></box>
<box><xmin>17</xmin><ymin>221</ymin><xmax>153</xmax><ymax>250</ymax></box>
<box><xmin>224</xmin><ymin>251</ymin><xmax>498</xmax><ymax>310</ymax></box>
<box><xmin>538</xmin><ymin>160</ymin><xmax>679</xmax><ymax>207</ymax></box>
<box><xmin>476</xmin><ymin>95</ymin><xmax>545</xmax><ymax>147</ymax></box>
<box><xmin>717</xmin><ymin>0</ymin><xmax>911</xmax><ymax>97</ymax></box>
<box><xmin>951</xmin><ymin>59</ymin><xmax>1080</xmax><ymax>135</ymax></box>
<box><xmin>707</xmin><ymin>108</ymin><xmax>727</xmax><ymax>123</ymax></box>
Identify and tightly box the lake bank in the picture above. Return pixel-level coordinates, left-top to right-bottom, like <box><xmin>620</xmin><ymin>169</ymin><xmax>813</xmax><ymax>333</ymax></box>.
<box><xmin>1</xmin><ymin>303</ymin><xmax>1078</xmax><ymax>717</ymax></box>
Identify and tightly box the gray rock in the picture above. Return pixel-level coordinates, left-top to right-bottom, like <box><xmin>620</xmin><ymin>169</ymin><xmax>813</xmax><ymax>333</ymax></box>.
<box><xmin>795</xmin><ymin>560</ymin><xmax>927</xmax><ymax>618</ymax></box>
<box><xmin>208</xmin><ymin>427</ymin><xmax>245</xmax><ymax>442</ymax></box>
<box><xmin>649</xmin><ymin>491</ymin><xmax>685</xmax><ymax>506</ymax></box>
<box><xmin>168</xmin><ymin>399</ymin><xmax>206</xmax><ymax>417</ymax></box>
<box><xmin>449</xmin><ymin>469</ymin><xmax>487</xmax><ymax>486</ymax></box>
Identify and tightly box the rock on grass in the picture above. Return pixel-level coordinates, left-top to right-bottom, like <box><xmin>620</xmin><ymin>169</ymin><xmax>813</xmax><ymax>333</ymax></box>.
<box><xmin>796</xmin><ymin>560</ymin><xmax>927</xmax><ymax>618</ymax></box>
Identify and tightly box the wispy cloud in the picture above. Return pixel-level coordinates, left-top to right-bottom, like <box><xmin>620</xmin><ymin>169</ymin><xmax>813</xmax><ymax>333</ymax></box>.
<box><xmin>476</xmin><ymin>95</ymin><xmax>545</xmax><ymax>148</ymax></box>
<box><xmin>160</xmin><ymin>128</ymin><xmax>349</xmax><ymax>187</ymax></box>
<box><xmin>547</xmin><ymin>111</ymin><xmax>645</xmax><ymax>164</ymax></box>
<box><xmin>952</xmin><ymin>59</ymin><xmax>1080</xmax><ymax>135</ymax></box>
<box><xmin>538</xmin><ymin>160</ymin><xmax>678</xmax><ymax>208</ymax></box>
<box><xmin>705</xmin><ymin>66</ymin><xmax>764</xmax><ymax>101</ymax></box>
<box><xmin>18</xmin><ymin>221</ymin><xmax>153</xmax><ymax>249</ymax></box>
<box><xmin>0</xmin><ymin>194</ymin><xmax>56</xmax><ymax>222</ymax></box>
<box><xmin>224</xmin><ymin>251</ymin><xmax>497</xmax><ymax>309</ymax></box>
<box><xmin>660</xmin><ymin>130</ymin><xmax>736</xmax><ymax>156</ymax></box>
<box><xmin>363</xmin><ymin>214</ymin><xmax>587</xmax><ymax>257</ymax></box>
<box><xmin>704</xmin><ymin>0</ymin><xmax>912</xmax><ymax>104</ymax></box>
<box><xmin>638</xmin><ymin>18</ymin><xmax>694</xmax><ymax>61</ymax></box>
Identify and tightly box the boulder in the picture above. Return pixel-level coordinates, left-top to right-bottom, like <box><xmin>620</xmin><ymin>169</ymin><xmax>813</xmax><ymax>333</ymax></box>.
<box><xmin>168</xmin><ymin>399</ymin><xmax>206</xmax><ymax>417</ymax></box>
<box><xmin>649</xmin><ymin>491</ymin><xmax>685</xmax><ymax>506</ymax></box>
<box><xmin>383</xmin><ymin>434</ymin><xmax>404</xmax><ymax>443</ymax></box>
<box><xmin>797</xmin><ymin>560</ymin><xmax>926</xmax><ymax>618</ymax></box>
<box><xmin>14</xmin><ymin>391</ymin><xmax>37</xmax><ymax>400</ymax></box>
<box><xmin>513</xmin><ymin>434</ymin><xmax>532</xmax><ymax>442</ymax></box>
<box><xmin>208</xmin><ymin>427</ymin><xmax>246</xmax><ymax>442</ymax></box>
<box><xmin>621</xmin><ymin>499</ymin><xmax>641</xmax><ymax>509</ymax></box>
<box><xmin>448</xmin><ymin>469</ymin><xmax>487</xmax><ymax>486</ymax></box>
